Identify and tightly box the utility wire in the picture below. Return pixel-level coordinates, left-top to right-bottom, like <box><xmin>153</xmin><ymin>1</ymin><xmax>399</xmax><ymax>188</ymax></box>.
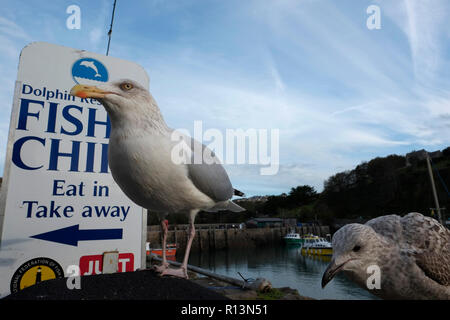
<box><xmin>106</xmin><ymin>0</ymin><xmax>117</xmax><ymax>56</ymax></box>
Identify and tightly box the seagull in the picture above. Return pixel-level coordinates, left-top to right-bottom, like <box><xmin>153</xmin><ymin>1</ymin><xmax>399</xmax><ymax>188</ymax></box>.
<box><xmin>70</xmin><ymin>79</ymin><xmax>245</xmax><ymax>278</ymax></box>
<box><xmin>322</xmin><ymin>212</ymin><xmax>450</xmax><ymax>299</ymax></box>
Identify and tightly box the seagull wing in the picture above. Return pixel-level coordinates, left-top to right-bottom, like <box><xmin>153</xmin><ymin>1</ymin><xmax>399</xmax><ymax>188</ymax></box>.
<box><xmin>400</xmin><ymin>213</ymin><xmax>450</xmax><ymax>286</ymax></box>
<box><xmin>181</xmin><ymin>134</ymin><xmax>234</xmax><ymax>202</ymax></box>
<box><xmin>367</xmin><ymin>212</ymin><xmax>450</xmax><ymax>286</ymax></box>
<box><xmin>415</xmin><ymin>248</ymin><xmax>450</xmax><ymax>286</ymax></box>
<box><xmin>366</xmin><ymin>214</ymin><xmax>403</xmax><ymax>243</ymax></box>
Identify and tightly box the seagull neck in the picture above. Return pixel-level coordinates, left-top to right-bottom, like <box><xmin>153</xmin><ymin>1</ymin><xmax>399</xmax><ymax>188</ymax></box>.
<box><xmin>110</xmin><ymin>114</ymin><xmax>169</xmax><ymax>138</ymax></box>
<box><xmin>137</xmin><ymin>95</ymin><xmax>170</xmax><ymax>133</ymax></box>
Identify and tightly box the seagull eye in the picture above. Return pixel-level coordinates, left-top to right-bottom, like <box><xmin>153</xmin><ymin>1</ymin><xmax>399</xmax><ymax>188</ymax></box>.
<box><xmin>353</xmin><ymin>245</ymin><xmax>361</xmax><ymax>252</ymax></box>
<box><xmin>121</xmin><ymin>83</ymin><xmax>133</xmax><ymax>91</ymax></box>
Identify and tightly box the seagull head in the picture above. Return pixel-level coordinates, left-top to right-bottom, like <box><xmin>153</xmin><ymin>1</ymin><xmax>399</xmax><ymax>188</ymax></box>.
<box><xmin>321</xmin><ymin>223</ymin><xmax>386</xmax><ymax>289</ymax></box>
<box><xmin>70</xmin><ymin>79</ymin><xmax>163</xmax><ymax>125</ymax></box>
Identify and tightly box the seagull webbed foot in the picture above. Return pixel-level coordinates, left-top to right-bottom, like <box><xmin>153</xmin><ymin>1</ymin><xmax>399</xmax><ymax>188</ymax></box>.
<box><xmin>153</xmin><ymin>262</ymin><xmax>169</xmax><ymax>273</ymax></box>
<box><xmin>160</xmin><ymin>267</ymin><xmax>188</xmax><ymax>279</ymax></box>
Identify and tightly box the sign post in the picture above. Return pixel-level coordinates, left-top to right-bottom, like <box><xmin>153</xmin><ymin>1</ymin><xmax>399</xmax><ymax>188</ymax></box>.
<box><xmin>0</xmin><ymin>42</ymin><xmax>149</xmax><ymax>297</ymax></box>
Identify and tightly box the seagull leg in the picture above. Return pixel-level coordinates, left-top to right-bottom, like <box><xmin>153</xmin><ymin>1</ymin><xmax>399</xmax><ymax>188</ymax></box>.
<box><xmin>153</xmin><ymin>218</ymin><xmax>169</xmax><ymax>273</ymax></box>
<box><xmin>161</xmin><ymin>210</ymin><xmax>198</xmax><ymax>279</ymax></box>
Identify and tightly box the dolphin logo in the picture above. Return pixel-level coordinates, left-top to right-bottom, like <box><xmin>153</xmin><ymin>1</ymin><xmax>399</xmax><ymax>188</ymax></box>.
<box><xmin>80</xmin><ymin>60</ymin><xmax>101</xmax><ymax>78</ymax></box>
<box><xmin>72</xmin><ymin>58</ymin><xmax>108</xmax><ymax>84</ymax></box>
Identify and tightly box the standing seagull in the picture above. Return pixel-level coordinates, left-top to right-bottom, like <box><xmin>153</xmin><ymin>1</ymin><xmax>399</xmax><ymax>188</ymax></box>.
<box><xmin>71</xmin><ymin>79</ymin><xmax>245</xmax><ymax>278</ymax></box>
<box><xmin>322</xmin><ymin>212</ymin><xmax>450</xmax><ymax>299</ymax></box>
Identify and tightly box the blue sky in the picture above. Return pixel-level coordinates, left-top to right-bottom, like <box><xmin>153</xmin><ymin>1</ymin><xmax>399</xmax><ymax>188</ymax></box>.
<box><xmin>1</xmin><ymin>0</ymin><xmax>450</xmax><ymax>196</ymax></box>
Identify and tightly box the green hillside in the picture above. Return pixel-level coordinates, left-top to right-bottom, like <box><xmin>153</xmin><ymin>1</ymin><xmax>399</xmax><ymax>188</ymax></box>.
<box><xmin>238</xmin><ymin>147</ymin><xmax>450</xmax><ymax>225</ymax></box>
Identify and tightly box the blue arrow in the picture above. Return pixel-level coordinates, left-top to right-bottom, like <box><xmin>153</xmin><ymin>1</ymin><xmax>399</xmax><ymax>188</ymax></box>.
<box><xmin>30</xmin><ymin>224</ymin><xmax>123</xmax><ymax>246</ymax></box>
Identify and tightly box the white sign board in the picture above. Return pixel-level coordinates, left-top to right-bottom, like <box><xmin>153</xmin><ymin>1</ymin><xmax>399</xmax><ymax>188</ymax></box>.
<box><xmin>0</xmin><ymin>42</ymin><xmax>149</xmax><ymax>297</ymax></box>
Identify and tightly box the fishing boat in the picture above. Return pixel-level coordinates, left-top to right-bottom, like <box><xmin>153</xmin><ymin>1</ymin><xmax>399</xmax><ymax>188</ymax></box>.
<box><xmin>301</xmin><ymin>235</ymin><xmax>333</xmax><ymax>256</ymax></box>
<box><xmin>146</xmin><ymin>242</ymin><xmax>177</xmax><ymax>260</ymax></box>
<box><xmin>283</xmin><ymin>231</ymin><xmax>303</xmax><ymax>245</ymax></box>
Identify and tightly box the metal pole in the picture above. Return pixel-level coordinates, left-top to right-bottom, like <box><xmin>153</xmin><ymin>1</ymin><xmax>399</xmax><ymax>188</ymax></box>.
<box><xmin>148</xmin><ymin>254</ymin><xmax>268</xmax><ymax>290</ymax></box>
<box><xmin>141</xmin><ymin>209</ymin><xmax>147</xmax><ymax>269</ymax></box>
<box><xmin>425</xmin><ymin>152</ymin><xmax>443</xmax><ymax>224</ymax></box>
<box><xmin>106</xmin><ymin>0</ymin><xmax>117</xmax><ymax>56</ymax></box>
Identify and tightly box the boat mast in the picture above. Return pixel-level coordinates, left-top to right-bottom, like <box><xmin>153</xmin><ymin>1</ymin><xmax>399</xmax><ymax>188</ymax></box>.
<box><xmin>425</xmin><ymin>152</ymin><xmax>443</xmax><ymax>225</ymax></box>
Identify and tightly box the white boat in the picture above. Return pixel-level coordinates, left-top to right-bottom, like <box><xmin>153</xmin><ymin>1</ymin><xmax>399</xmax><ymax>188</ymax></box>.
<box><xmin>283</xmin><ymin>232</ymin><xmax>303</xmax><ymax>245</ymax></box>
<box><xmin>301</xmin><ymin>235</ymin><xmax>333</xmax><ymax>256</ymax></box>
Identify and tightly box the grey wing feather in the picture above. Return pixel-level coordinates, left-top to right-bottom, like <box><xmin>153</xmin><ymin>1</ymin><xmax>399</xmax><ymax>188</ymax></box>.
<box><xmin>183</xmin><ymin>135</ymin><xmax>234</xmax><ymax>202</ymax></box>
<box><xmin>366</xmin><ymin>214</ymin><xmax>403</xmax><ymax>243</ymax></box>
<box><xmin>400</xmin><ymin>213</ymin><xmax>450</xmax><ymax>286</ymax></box>
<box><xmin>368</xmin><ymin>212</ymin><xmax>450</xmax><ymax>286</ymax></box>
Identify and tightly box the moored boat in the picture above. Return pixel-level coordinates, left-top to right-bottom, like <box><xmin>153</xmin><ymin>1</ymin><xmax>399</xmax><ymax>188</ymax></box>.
<box><xmin>301</xmin><ymin>235</ymin><xmax>332</xmax><ymax>256</ymax></box>
<box><xmin>283</xmin><ymin>232</ymin><xmax>303</xmax><ymax>245</ymax></box>
<box><xmin>146</xmin><ymin>242</ymin><xmax>177</xmax><ymax>260</ymax></box>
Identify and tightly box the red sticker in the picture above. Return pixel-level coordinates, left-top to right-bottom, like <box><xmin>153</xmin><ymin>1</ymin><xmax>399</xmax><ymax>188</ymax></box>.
<box><xmin>79</xmin><ymin>253</ymin><xmax>134</xmax><ymax>275</ymax></box>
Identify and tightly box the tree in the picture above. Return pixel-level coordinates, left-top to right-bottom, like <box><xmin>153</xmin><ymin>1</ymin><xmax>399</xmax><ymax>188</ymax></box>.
<box><xmin>287</xmin><ymin>185</ymin><xmax>318</xmax><ymax>207</ymax></box>
<box><xmin>443</xmin><ymin>147</ymin><xmax>450</xmax><ymax>157</ymax></box>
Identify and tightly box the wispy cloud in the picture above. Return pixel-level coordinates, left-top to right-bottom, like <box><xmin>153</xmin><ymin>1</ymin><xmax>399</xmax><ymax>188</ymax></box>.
<box><xmin>89</xmin><ymin>27</ymin><xmax>103</xmax><ymax>47</ymax></box>
<box><xmin>0</xmin><ymin>16</ymin><xmax>30</xmax><ymax>40</ymax></box>
<box><xmin>264</xmin><ymin>50</ymin><xmax>285</xmax><ymax>93</ymax></box>
<box><xmin>0</xmin><ymin>16</ymin><xmax>31</xmax><ymax>59</ymax></box>
<box><xmin>382</xmin><ymin>0</ymin><xmax>450</xmax><ymax>84</ymax></box>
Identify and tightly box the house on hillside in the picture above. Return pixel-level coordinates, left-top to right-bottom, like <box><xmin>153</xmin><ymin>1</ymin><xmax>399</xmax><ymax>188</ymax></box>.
<box><xmin>246</xmin><ymin>217</ymin><xmax>283</xmax><ymax>228</ymax></box>
<box><xmin>406</xmin><ymin>149</ymin><xmax>443</xmax><ymax>166</ymax></box>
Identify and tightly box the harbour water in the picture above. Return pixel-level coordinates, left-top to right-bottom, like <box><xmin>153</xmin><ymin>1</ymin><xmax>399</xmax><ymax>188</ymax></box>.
<box><xmin>185</xmin><ymin>244</ymin><xmax>378</xmax><ymax>300</ymax></box>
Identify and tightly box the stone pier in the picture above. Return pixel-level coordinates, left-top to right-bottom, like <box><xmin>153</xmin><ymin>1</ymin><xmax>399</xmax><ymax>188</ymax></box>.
<box><xmin>147</xmin><ymin>224</ymin><xmax>330</xmax><ymax>253</ymax></box>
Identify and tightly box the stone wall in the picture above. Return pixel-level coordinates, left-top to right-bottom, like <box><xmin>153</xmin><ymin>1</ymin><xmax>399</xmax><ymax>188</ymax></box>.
<box><xmin>147</xmin><ymin>225</ymin><xmax>330</xmax><ymax>253</ymax></box>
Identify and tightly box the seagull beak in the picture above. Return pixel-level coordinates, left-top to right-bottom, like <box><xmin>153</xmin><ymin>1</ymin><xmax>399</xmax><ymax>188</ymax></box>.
<box><xmin>70</xmin><ymin>84</ymin><xmax>111</xmax><ymax>99</ymax></box>
<box><xmin>321</xmin><ymin>258</ymin><xmax>349</xmax><ymax>288</ymax></box>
